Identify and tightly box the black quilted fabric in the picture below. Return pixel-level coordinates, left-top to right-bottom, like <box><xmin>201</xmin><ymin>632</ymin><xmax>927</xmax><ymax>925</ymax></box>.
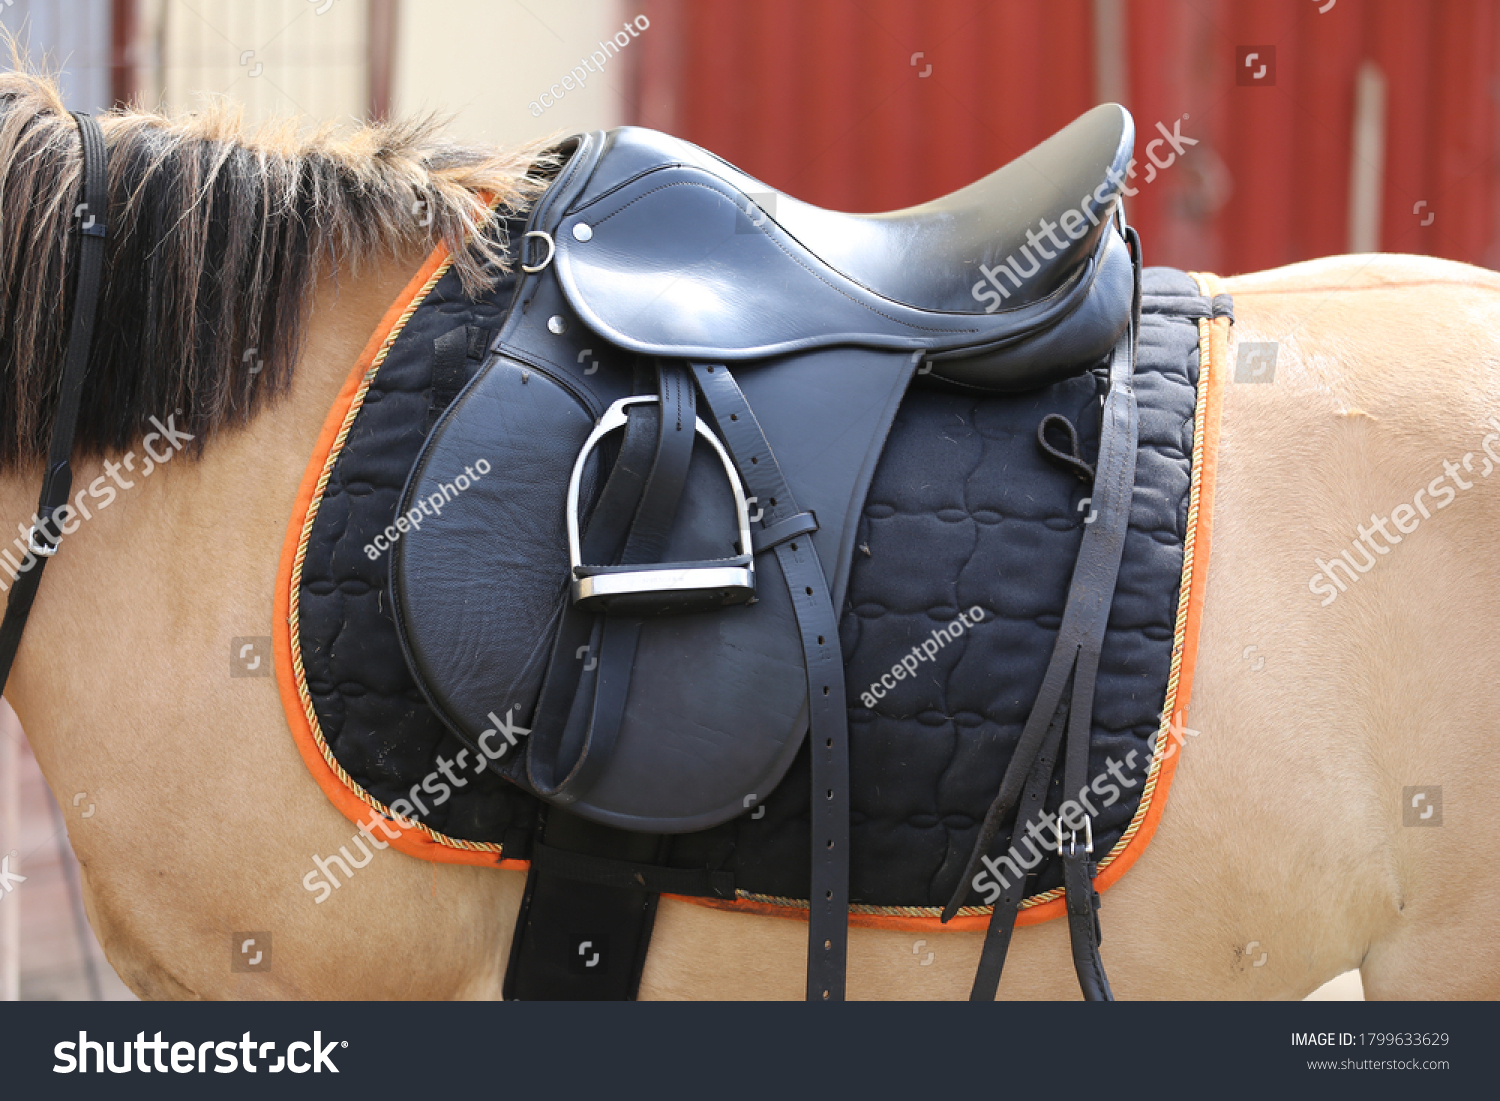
<box><xmin>297</xmin><ymin>216</ymin><xmax>538</xmax><ymax>852</ymax></box>
<box><xmin>296</xmin><ymin>260</ymin><xmax>1215</xmax><ymax>909</ymax></box>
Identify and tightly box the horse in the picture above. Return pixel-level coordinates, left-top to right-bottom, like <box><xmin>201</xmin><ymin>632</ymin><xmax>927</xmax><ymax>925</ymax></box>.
<box><xmin>1</xmin><ymin>68</ymin><xmax>1496</xmax><ymax>1000</ymax></box>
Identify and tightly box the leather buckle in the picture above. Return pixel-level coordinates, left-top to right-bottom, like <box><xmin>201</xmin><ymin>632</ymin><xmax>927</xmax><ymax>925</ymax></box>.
<box><xmin>1057</xmin><ymin>814</ymin><xmax>1093</xmax><ymax>857</ymax></box>
<box><xmin>566</xmin><ymin>396</ymin><xmax>755</xmax><ymax>611</ymax></box>
<box><xmin>27</xmin><ymin>524</ymin><xmax>58</xmax><ymax>558</ymax></box>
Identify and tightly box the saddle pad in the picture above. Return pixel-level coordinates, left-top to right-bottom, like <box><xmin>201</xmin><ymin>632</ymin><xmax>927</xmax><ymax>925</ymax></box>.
<box><xmin>275</xmin><ymin>235</ymin><xmax>1229</xmax><ymax>932</ymax></box>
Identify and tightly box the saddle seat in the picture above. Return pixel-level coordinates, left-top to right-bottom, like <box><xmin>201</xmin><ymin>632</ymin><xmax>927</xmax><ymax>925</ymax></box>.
<box><xmin>539</xmin><ymin>104</ymin><xmax>1135</xmax><ymax>392</ymax></box>
<box><xmin>719</xmin><ymin>102</ymin><xmax>1132</xmax><ymax>314</ymax></box>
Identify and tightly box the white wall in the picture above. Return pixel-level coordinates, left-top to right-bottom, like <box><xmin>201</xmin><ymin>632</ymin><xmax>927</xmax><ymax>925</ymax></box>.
<box><xmin>0</xmin><ymin>0</ymin><xmax>113</xmax><ymax>111</ymax></box>
<box><xmin>4</xmin><ymin>1</ymin><xmax>634</xmax><ymax>141</ymax></box>
<box><xmin>146</xmin><ymin>0</ymin><xmax>368</xmax><ymax>123</ymax></box>
<box><xmin>392</xmin><ymin>0</ymin><xmax>631</xmax><ymax>146</ymax></box>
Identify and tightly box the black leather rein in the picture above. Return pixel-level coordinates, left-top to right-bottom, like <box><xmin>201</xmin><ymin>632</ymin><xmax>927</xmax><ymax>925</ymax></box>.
<box><xmin>0</xmin><ymin>112</ymin><xmax>109</xmax><ymax>696</ymax></box>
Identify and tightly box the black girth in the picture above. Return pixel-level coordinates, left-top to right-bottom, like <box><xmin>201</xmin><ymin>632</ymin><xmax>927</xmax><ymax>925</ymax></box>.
<box><xmin>0</xmin><ymin>112</ymin><xmax>109</xmax><ymax>697</ymax></box>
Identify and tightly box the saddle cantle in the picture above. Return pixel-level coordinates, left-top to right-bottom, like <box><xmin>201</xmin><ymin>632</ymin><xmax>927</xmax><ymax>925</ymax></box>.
<box><xmin>391</xmin><ymin>104</ymin><xmax>1142</xmax><ymax>1000</ymax></box>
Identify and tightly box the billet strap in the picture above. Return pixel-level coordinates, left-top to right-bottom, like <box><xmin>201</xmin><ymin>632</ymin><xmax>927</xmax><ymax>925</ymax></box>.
<box><xmin>965</xmin><ymin>681</ymin><xmax>1070</xmax><ymax>999</ymax></box>
<box><xmin>426</xmin><ymin>324</ymin><xmax>493</xmax><ymax>429</ymax></box>
<box><xmin>529</xmin><ymin>840</ymin><xmax>735</xmax><ymax>898</ymax></box>
<box><xmin>690</xmin><ymin>362</ymin><xmax>849</xmax><ymax>1002</ymax></box>
<box><xmin>946</xmin><ymin>227</ymin><xmax>1142</xmax><ymax>1001</ymax></box>
<box><xmin>0</xmin><ymin>112</ymin><xmax>109</xmax><ymax>698</ymax></box>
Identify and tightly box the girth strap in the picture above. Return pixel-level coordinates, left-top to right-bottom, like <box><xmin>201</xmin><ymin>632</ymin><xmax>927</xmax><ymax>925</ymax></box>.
<box><xmin>690</xmin><ymin>363</ymin><xmax>850</xmax><ymax>1002</ymax></box>
<box><xmin>503</xmin><ymin>810</ymin><xmax>666</xmax><ymax>1000</ymax></box>
<box><xmin>945</xmin><ymin>227</ymin><xmax>1142</xmax><ymax>1002</ymax></box>
<box><xmin>0</xmin><ymin>112</ymin><xmax>109</xmax><ymax>698</ymax></box>
<box><xmin>965</xmin><ymin>683</ymin><xmax>1071</xmax><ymax>998</ymax></box>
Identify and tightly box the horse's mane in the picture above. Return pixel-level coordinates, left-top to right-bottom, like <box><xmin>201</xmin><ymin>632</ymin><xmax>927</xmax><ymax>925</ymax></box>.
<box><xmin>0</xmin><ymin>65</ymin><xmax>553</xmax><ymax>468</ymax></box>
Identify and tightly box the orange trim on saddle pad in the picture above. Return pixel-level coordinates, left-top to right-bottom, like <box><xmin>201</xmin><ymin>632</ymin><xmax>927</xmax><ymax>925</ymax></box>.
<box><xmin>275</xmin><ymin>263</ymin><xmax>1231</xmax><ymax>928</ymax></box>
<box><xmin>274</xmin><ymin>239</ymin><xmax>522</xmax><ymax>872</ymax></box>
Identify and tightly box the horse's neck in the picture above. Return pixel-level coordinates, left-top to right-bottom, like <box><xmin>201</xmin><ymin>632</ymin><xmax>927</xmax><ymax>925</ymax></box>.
<box><xmin>4</xmin><ymin>254</ymin><xmax>424</xmax><ymax>725</ymax></box>
<box><xmin>0</xmin><ymin>252</ymin><xmax>430</xmax><ymax>995</ymax></box>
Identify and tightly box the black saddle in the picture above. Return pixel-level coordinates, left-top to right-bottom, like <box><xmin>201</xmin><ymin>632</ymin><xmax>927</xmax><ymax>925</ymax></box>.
<box><xmin>392</xmin><ymin>104</ymin><xmax>1143</xmax><ymax>1001</ymax></box>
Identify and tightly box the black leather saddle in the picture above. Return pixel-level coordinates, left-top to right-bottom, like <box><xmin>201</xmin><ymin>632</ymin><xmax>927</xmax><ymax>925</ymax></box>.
<box><xmin>392</xmin><ymin>104</ymin><xmax>1142</xmax><ymax>1000</ymax></box>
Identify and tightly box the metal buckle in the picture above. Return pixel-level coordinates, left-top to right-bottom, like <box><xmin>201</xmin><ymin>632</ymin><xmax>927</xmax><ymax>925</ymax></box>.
<box><xmin>520</xmin><ymin>230</ymin><xmax>555</xmax><ymax>273</ymax></box>
<box><xmin>1056</xmin><ymin>814</ymin><xmax>1093</xmax><ymax>857</ymax></box>
<box><xmin>566</xmin><ymin>396</ymin><xmax>754</xmax><ymax>609</ymax></box>
<box><xmin>27</xmin><ymin>525</ymin><xmax>58</xmax><ymax>558</ymax></box>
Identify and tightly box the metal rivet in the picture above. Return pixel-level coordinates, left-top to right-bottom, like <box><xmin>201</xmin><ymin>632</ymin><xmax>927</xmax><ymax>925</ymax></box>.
<box><xmin>572</xmin><ymin>223</ymin><xmax>593</xmax><ymax>242</ymax></box>
<box><xmin>548</xmin><ymin>315</ymin><xmax>568</xmax><ymax>335</ymax></box>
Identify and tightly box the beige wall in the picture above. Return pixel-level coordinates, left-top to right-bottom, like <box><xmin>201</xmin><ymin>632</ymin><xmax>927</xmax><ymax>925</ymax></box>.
<box><xmin>392</xmin><ymin>0</ymin><xmax>631</xmax><ymax>146</ymax></box>
<box><xmin>138</xmin><ymin>0</ymin><xmax>633</xmax><ymax>142</ymax></box>
<box><xmin>144</xmin><ymin>0</ymin><xmax>370</xmax><ymax>123</ymax></box>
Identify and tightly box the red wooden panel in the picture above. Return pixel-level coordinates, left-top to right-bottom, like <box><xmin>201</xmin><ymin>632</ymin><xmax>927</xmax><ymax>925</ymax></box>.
<box><xmin>632</xmin><ymin>0</ymin><xmax>1500</xmax><ymax>275</ymax></box>
<box><xmin>1294</xmin><ymin>0</ymin><xmax>1363</xmax><ymax>261</ymax></box>
<box><xmin>1430</xmin><ymin>0</ymin><xmax>1498</xmax><ymax>262</ymax></box>
<box><xmin>1370</xmin><ymin>0</ymin><xmax>1435</xmax><ymax>257</ymax></box>
<box><xmin>1119</xmin><ymin>0</ymin><xmax>1212</xmax><ymax>271</ymax></box>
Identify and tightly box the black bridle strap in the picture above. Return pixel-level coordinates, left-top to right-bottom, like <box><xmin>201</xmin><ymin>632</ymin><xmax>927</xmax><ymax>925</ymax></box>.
<box><xmin>0</xmin><ymin>111</ymin><xmax>109</xmax><ymax>696</ymax></box>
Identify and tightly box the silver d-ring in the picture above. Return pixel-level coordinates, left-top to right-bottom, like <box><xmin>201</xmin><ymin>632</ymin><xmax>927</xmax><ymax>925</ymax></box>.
<box><xmin>520</xmin><ymin>230</ymin><xmax>555</xmax><ymax>273</ymax></box>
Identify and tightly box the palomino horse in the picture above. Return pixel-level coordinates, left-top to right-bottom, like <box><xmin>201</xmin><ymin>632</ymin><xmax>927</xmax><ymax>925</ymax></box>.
<box><xmin>2</xmin><ymin>70</ymin><xmax>1496</xmax><ymax>1000</ymax></box>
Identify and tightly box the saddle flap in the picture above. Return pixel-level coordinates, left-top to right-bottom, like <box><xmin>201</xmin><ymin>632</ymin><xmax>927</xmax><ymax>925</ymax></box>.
<box><xmin>393</xmin><ymin>355</ymin><xmax>823</xmax><ymax>831</ymax></box>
